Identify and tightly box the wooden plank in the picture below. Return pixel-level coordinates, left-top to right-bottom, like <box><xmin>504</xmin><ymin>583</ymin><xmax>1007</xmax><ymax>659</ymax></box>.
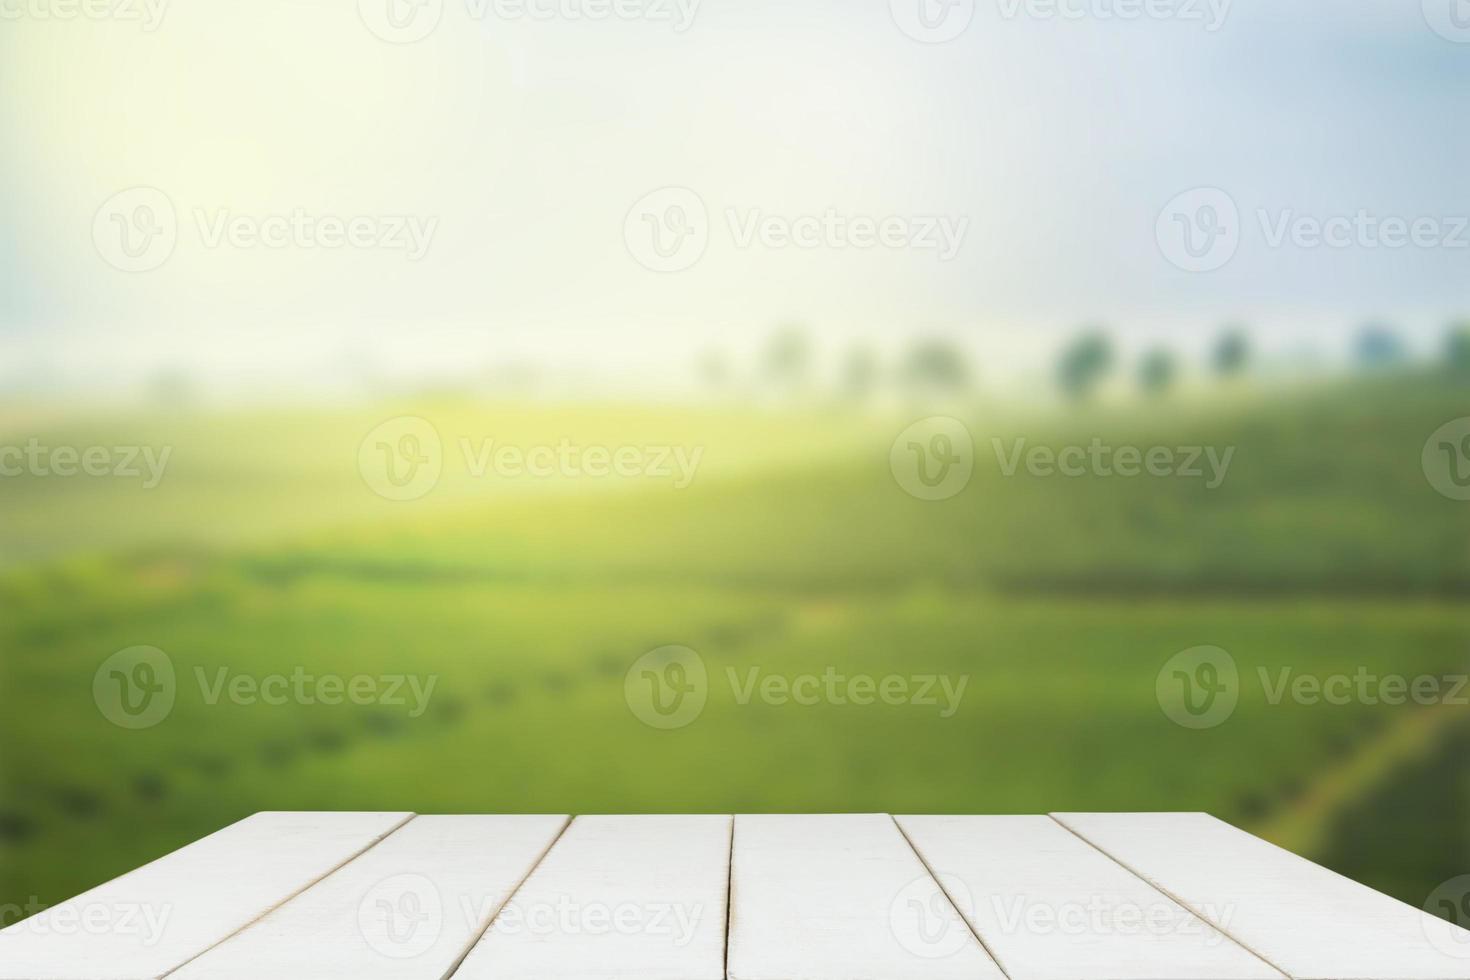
<box><xmin>896</xmin><ymin>814</ymin><xmax>1284</xmax><ymax>980</ymax></box>
<box><xmin>0</xmin><ymin>810</ymin><xmax>412</xmax><ymax>980</ymax></box>
<box><xmin>727</xmin><ymin>813</ymin><xmax>1006</xmax><ymax>980</ymax></box>
<box><xmin>452</xmin><ymin>814</ymin><xmax>731</xmax><ymax>980</ymax></box>
<box><xmin>168</xmin><ymin>814</ymin><xmax>569</xmax><ymax>979</ymax></box>
<box><xmin>1053</xmin><ymin>811</ymin><xmax>1470</xmax><ymax>980</ymax></box>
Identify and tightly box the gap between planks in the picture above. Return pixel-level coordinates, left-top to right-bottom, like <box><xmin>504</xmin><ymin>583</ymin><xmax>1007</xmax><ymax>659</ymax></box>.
<box><xmin>1046</xmin><ymin>814</ymin><xmax>1294</xmax><ymax>980</ymax></box>
<box><xmin>889</xmin><ymin>814</ymin><xmax>1015</xmax><ymax>980</ymax></box>
<box><xmin>162</xmin><ymin>811</ymin><xmax>416</xmax><ymax>978</ymax></box>
<box><xmin>155</xmin><ymin>813</ymin><xmax>1311</xmax><ymax>980</ymax></box>
<box><xmin>452</xmin><ymin>813</ymin><xmax>986</xmax><ymax>979</ymax></box>
<box><xmin>436</xmin><ymin>815</ymin><xmax>575</xmax><ymax>980</ymax></box>
<box><xmin>722</xmin><ymin>815</ymin><xmax>736</xmax><ymax>980</ymax></box>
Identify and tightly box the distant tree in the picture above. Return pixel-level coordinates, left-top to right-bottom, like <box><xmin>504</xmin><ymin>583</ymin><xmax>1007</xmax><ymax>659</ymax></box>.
<box><xmin>487</xmin><ymin>363</ymin><xmax>539</xmax><ymax>393</ymax></box>
<box><xmin>901</xmin><ymin>339</ymin><xmax>969</xmax><ymax>396</ymax></box>
<box><xmin>1137</xmin><ymin>348</ymin><xmax>1178</xmax><ymax>396</ymax></box>
<box><xmin>1056</xmin><ymin>330</ymin><xmax>1114</xmax><ymax>401</ymax></box>
<box><xmin>148</xmin><ymin>369</ymin><xmax>195</xmax><ymax>407</ymax></box>
<box><xmin>1445</xmin><ymin>321</ymin><xmax>1470</xmax><ymax>374</ymax></box>
<box><xmin>698</xmin><ymin>350</ymin><xmax>730</xmax><ymax>389</ymax></box>
<box><xmin>762</xmin><ymin>325</ymin><xmax>811</xmax><ymax>393</ymax></box>
<box><xmin>1355</xmin><ymin>323</ymin><xmax>1407</xmax><ymax>371</ymax></box>
<box><xmin>1212</xmin><ymin>327</ymin><xmax>1250</xmax><ymax>378</ymax></box>
<box><xmin>841</xmin><ymin>346</ymin><xmax>879</xmax><ymax>401</ymax></box>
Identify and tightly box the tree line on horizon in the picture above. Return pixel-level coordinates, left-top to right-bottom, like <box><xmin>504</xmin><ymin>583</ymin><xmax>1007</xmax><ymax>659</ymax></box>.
<box><xmin>703</xmin><ymin>320</ymin><xmax>1470</xmax><ymax>403</ymax></box>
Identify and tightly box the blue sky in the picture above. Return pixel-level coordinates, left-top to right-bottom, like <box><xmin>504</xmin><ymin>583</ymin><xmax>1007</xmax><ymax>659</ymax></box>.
<box><xmin>2</xmin><ymin>0</ymin><xmax>1467</xmax><ymax>393</ymax></box>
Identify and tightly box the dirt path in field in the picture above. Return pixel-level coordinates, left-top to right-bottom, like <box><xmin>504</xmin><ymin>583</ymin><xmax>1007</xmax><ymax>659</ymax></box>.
<box><xmin>1255</xmin><ymin>697</ymin><xmax>1470</xmax><ymax>857</ymax></box>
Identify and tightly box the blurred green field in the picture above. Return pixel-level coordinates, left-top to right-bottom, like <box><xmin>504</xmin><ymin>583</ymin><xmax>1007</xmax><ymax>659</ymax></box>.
<box><xmin>2</xmin><ymin>372</ymin><xmax>1467</xmax><ymax>917</ymax></box>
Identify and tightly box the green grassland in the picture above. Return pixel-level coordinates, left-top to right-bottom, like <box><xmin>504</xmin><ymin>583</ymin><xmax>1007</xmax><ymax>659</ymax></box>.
<box><xmin>1</xmin><ymin>372</ymin><xmax>1467</xmax><ymax>916</ymax></box>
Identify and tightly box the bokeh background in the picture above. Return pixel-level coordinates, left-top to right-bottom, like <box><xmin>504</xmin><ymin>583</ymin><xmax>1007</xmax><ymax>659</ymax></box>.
<box><xmin>2</xmin><ymin>0</ymin><xmax>1469</xmax><ymax>929</ymax></box>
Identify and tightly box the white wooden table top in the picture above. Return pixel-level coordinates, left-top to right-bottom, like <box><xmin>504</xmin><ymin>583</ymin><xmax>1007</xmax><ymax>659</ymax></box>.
<box><xmin>3</xmin><ymin>812</ymin><xmax>1467</xmax><ymax>980</ymax></box>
